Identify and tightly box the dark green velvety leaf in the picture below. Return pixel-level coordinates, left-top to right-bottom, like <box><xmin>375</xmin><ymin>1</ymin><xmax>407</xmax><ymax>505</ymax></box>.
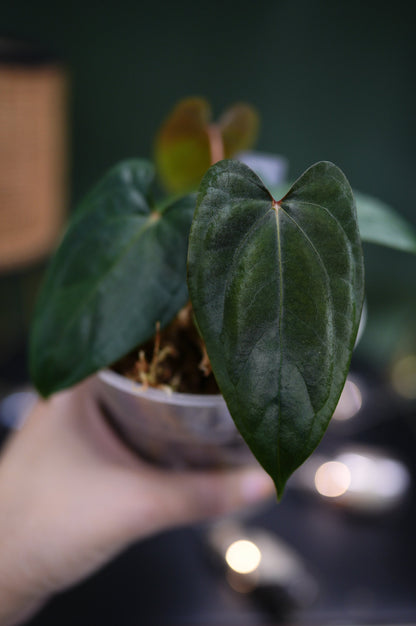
<box><xmin>272</xmin><ymin>184</ymin><xmax>416</xmax><ymax>254</ymax></box>
<box><xmin>188</xmin><ymin>160</ymin><xmax>364</xmax><ymax>496</ymax></box>
<box><xmin>30</xmin><ymin>160</ymin><xmax>195</xmax><ymax>397</ymax></box>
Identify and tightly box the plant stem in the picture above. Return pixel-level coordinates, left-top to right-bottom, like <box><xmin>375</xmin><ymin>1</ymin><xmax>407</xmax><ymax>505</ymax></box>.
<box><xmin>207</xmin><ymin>123</ymin><xmax>225</xmax><ymax>164</ymax></box>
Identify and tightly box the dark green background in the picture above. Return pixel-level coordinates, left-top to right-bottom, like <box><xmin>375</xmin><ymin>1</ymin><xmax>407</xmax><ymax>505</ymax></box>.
<box><xmin>2</xmin><ymin>0</ymin><xmax>416</xmax><ymax>372</ymax></box>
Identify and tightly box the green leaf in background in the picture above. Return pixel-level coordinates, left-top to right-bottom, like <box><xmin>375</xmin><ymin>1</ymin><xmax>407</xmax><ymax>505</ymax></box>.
<box><xmin>188</xmin><ymin>160</ymin><xmax>364</xmax><ymax>496</ymax></box>
<box><xmin>155</xmin><ymin>97</ymin><xmax>259</xmax><ymax>194</ymax></box>
<box><xmin>354</xmin><ymin>190</ymin><xmax>416</xmax><ymax>254</ymax></box>
<box><xmin>30</xmin><ymin>160</ymin><xmax>195</xmax><ymax>397</ymax></box>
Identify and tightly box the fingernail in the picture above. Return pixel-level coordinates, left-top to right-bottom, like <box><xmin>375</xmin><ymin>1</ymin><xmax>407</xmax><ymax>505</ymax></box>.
<box><xmin>241</xmin><ymin>470</ymin><xmax>275</xmax><ymax>503</ymax></box>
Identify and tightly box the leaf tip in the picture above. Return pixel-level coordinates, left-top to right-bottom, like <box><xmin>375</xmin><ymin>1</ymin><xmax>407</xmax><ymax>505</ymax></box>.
<box><xmin>273</xmin><ymin>475</ymin><xmax>289</xmax><ymax>501</ymax></box>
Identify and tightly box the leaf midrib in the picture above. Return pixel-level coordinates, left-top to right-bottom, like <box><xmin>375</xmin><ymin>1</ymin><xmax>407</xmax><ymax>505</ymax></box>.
<box><xmin>275</xmin><ymin>204</ymin><xmax>284</xmax><ymax>488</ymax></box>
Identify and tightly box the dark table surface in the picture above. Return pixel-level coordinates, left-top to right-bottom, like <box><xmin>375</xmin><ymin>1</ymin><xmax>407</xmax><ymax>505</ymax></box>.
<box><xmin>1</xmin><ymin>356</ymin><xmax>416</xmax><ymax>625</ymax></box>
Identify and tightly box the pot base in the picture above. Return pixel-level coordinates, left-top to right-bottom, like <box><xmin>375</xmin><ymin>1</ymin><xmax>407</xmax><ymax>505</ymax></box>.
<box><xmin>93</xmin><ymin>370</ymin><xmax>254</xmax><ymax>469</ymax></box>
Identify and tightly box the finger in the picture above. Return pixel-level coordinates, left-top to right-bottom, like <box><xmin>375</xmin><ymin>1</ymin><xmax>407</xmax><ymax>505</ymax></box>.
<box><xmin>178</xmin><ymin>468</ymin><xmax>274</xmax><ymax>518</ymax></box>
<box><xmin>128</xmin><ymin>467</ymin><xmax>275</xmax><ymax>535</ymax></box>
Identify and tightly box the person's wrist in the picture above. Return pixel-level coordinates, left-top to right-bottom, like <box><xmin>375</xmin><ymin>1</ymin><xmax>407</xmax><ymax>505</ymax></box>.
<box><xmin>0</xmin><ymin>481</ymin><xmax>48</xmax><ymax>625</ymax></box>
<box><xmin>0</xmin><ymin>571</ymin><xmax>48</xmax><ymax>626</ymax></box>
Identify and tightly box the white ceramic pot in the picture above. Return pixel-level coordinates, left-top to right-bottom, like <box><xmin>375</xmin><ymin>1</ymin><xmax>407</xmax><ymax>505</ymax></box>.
<box><xmin>93</xmin><ymin>369</ymin><xmax>253</xmax><ymax>469</ymax></box>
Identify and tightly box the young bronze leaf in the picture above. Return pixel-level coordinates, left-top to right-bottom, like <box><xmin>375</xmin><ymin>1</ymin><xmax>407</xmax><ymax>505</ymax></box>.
<box><xmin>188</xmin><ymin>160</ymin><xmax>364</xmax><ymax>497</ymax></box>
<box><xmin>154</xmin><ymin>97</ymin><xmax>212</xmax><ymax>194</ymax></box>
<box><xmin>219</xmin><ymin>103</ymin><xmax>259</xmax><ymax>158</ymax></box>
<box><xmin>30</xmin><ymin>160</ymin><xmax>195</xmax><ymax>397</ymax></box>
<box><xmin>154</xmin><ymin>97</ymin><xmax>259</xmax><ymax>194</ymax></box>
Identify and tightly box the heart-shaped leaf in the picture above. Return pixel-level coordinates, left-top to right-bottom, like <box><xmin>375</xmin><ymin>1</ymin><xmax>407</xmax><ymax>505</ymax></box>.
<box><xmin>271</xmin><ymin>183</ymin><xmax>416</xmax><ymax>254</ymax></box>
<box><xmin>30</xmin><ymin>159</ymin><xmax>195</xmax><ymax>397</ymax></box>
<box><xmin>188</xmin><ymin>160</ymin><xmax>364</xmax><ymax>496</ymax></box>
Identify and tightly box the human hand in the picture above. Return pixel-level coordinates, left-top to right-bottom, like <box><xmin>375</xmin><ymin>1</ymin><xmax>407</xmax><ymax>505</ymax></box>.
<box><xmin>0</xmin><ymin>380</ymin><xmax>273</xmax><ymax>625</ymax></box>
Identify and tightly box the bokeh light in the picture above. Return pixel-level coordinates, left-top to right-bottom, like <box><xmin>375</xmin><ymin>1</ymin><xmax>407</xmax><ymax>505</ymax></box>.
<box><xmin>225</xmin><ymin>539</ymin><xmax>262</xmax><ymax>574</ymax></box>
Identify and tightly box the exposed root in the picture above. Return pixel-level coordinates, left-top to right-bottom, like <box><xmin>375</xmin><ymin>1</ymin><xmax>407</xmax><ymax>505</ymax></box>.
<box><xmin>133</xmin><ymin>322</ymin><xmax>178</xmax><ymax>391</ymax></box>
<box><xmin>198</xmin><ymin>341</ymin><xmax>212</xmax><ymax>376</ymax></box>
<box><xmin>113</xmin><ymin>304</ymin><xmax>219</xmax><ymax>394</ymax></box>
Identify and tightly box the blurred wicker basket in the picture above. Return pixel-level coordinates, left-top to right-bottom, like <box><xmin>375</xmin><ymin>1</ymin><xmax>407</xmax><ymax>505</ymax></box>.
<box><xmin>0</xmin><ymin>38</ymin><xmax>67</xmax><ymax>270</ymax></box>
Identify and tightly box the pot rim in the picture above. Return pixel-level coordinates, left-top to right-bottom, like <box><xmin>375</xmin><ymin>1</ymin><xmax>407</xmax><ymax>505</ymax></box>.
<box><xmin>97</xmin><ymin>368</ymin><xmax>226</xmax><ymax>409</ymax></box>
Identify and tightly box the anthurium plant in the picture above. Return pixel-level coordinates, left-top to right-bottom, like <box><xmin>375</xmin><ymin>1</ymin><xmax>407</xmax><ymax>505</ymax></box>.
<box><xmin>29</xmin><ymin>98</ymin><xmax>416</xmax><ymax>497</ymax></box>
